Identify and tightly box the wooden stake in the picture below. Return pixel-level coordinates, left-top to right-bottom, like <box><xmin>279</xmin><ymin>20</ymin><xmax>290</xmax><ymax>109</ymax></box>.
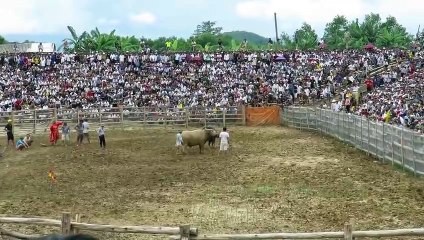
<box><xmin>61</xmin><ymin>212</ymin><xmax>71</xmax><ymax>235</ymax></box>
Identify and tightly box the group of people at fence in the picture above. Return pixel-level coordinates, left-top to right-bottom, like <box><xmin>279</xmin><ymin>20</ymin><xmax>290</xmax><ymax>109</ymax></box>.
<box><xmin>0</xmin><ymin>48</ymin><xmax>422</xmax><ymax>132</ymax></box>
<box><xmin>4</xmin><ymin>118</ymin><xmax>107</xmax><ymax>150</ymax></box>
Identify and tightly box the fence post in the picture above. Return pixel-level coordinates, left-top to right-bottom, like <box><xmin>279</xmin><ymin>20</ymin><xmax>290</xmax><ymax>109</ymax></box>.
<box><xmin>185</xmin><ymin>109</ymin><xmax>189</xmax><ymax>128</ymax></box>
<box><xmin>360</xmin><ymin>117</ymin><xmax>363</xmax><ymax>150</ymax></box>
<box><xmin>53</xmin><ymin>108</ymin><xmax>57</xmax><ymax>120</ymax></box>
<box><xmin>242</xmin><ymin>105</ymin><xmax>246</xmax><ymax>126</ymax></box>
<box><xmin>120</xmin><ymin>106</ymin><xmax>124</xmax><ymax>130</ymax></box>
<box><xmin>204</xmin><ymin>108</ymin><xmax>207</xmax><ymax>128</ymax></box>
<box><xmin>179</xmin><ymin>224</ymin><xmax>191</xmax><ymax>240</ymax></box>
<box><xmin>291</xmin><ymin>107</ymin><xmax>295</xmax><ymax>127</ymax></box>
<box><xmin>412</xmin><ymin>133</ymin><xmax>417</xmax><ymax>176</ymax></box>
<box><xmin>11</xmin><ymin>111</ymin><xmax>15</xmax><ymax>137</ymax></box>
<box><xmin>374</xmin><ymin>122</ymin><xmax>378</xmax><ymax>157</ymax></box>
<box><xmin>353</xmin><ymin>116</ymin><xmax>357</xmax><ymax>145</ymax></box>
<box><xmin>382</xmin><ymin>123</ymin><xmax>386</xmax><ymax>164</ymax></box>
<box><xmin>391</xmin><ymin>141</ymin><xmax>395</xmax><ymax>166</ymax></box>
<box><xmin>33</xmin><ymin>109</ymin><xmax>37</xmax><ymax>134</ymax></box>
<box><xmin>61</xmin><ymin>212</ymin><xmax>72</xmax><ymax>235</ymax></box>
<box><xmin>401</xmin><ymin>127</ymin><xmax>405</xmax><ymax>171</ymax></box>
<box><xmin>367</xmin><ymin>119</ymin><xmax>370</xmax><ymax>155</ymax></box>
<box><xmin>143</xmin><ymin>107</ymin><xmax>147</xmax><ymax>128</ymax></box>
<box><xmin>319</xmin><ymin>108</ymin><xmax>322</xmax><ymax>133</ymax></box>
<box><xmin>344</xmin><ymin>223</ymin><xmax>353</xmax><ymax>240</ymax></box>
<box><xmin>77</xmin><ymin>108</ymin><xmax>80</xmax><ymax>123</ymax></box>
<box><xmin>306</xmin><ymin>108</ymin><xmax>309</xmax><ymax>129</ymax></box>
<box><xmin>73</xmin><ymin>213</ymin><xmax>81</xmax><ymax>234</ymax></box>
<box><xmin>337</xmin><ymin>111</ymin><xmax>340</xmax><ymax>139</ymax></box>
<box><xmin>223</xmin><ymin>108</ymin><xmax>226</xmax><ymax>127</ymax></box>
<box><xmin>98</xmin><ymin>107</ymin><xmax>102</xmax><ymax>125</ymax></box>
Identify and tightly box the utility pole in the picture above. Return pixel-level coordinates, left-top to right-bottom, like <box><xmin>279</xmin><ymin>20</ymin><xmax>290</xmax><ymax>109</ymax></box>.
<box><xmin>274</xmin><ymin>12</ymin><xmax>279</xmax><ymax>44</ymax></box>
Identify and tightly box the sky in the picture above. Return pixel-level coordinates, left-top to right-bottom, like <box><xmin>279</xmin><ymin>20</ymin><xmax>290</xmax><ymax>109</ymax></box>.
<box><xmin>1</xmin><ymin>0</ymin><xmax>423</xmax><ymax>44</ymax></box>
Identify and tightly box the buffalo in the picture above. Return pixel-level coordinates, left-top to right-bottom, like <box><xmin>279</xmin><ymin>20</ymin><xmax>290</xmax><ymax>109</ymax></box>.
<box><xmin>182</xmin><ymin>128</ymin><xmax>218</xmax><ymax>153</ymax></box>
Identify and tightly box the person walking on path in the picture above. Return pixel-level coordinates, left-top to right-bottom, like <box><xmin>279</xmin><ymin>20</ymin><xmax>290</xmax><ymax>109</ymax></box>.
<box><xmin>4</xmin><ymin>119</ymin><xmax>14</xmax><ymax>147</ymax></box>
<box><xmin>97</xmin><ymin>125</ymin><xmax>106</xmax><ymax>149</ymax></box>
<box><xmin>218</xmin><ymin>127</ymin><xmax>230</xmax><ymax>155</ymax></box>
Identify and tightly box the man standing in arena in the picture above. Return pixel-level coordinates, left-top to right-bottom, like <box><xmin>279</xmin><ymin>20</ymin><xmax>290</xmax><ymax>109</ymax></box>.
<box><xmin>75</xmin><ymin>121</ymin><xmax>84</xmax><ymax>146</ymax></box>
<box><xmin>175</xmin><ymin>130</ymin><xmax>183</xmax><ymax>154</ymax></box>
<box><xmin>82</xmin><ymin>119</ymin><xmax>90</xmax><ymax>143</ymax></box>
<box><xmin>218</xmin><ymin>127</ymin><xmax>230</xmax><ymax>155</ymax></box>
<box><xmin>97</xmin><ymin>125</ymin><xmax>106</xmax><ymax>150</ymax></box>
<box><xmin>4</xmin><ymin>119</ymin><xmax>14</xmax><ymax>147</ymax></box>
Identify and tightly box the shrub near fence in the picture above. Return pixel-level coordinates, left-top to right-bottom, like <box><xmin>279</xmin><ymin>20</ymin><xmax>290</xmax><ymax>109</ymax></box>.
<box><xmin>282</xmin><ymin>106</ymin><xmax>424</xmax><ymax>176</ymax></box>
<box><xmin>0</xmin><ymin>106</ymin><xmax>245</xmax><ymax>137</ymax></box>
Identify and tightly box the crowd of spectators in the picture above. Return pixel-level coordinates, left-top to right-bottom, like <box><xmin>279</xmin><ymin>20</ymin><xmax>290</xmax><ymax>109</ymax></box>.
<box><xmin>1</xmin><ymin>48</ymin><xmax>421</xmax><ymax>131</ymax></box>
<box><xmin>330</xmin><ymin>51</ymin><xmax>424</xmax><ymax>132</ymax></box>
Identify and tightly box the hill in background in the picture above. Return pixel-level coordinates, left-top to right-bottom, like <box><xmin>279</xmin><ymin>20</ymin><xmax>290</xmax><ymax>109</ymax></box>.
<box><xmin>223</xmin><ymin>31</ymin><xmax>269</xmax><ymax>45</ymax></box>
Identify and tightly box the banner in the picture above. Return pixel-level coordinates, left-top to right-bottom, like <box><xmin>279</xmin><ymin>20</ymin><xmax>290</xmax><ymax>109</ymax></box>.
<box><xmin>245</xmin><ymin>106</ymin><xmax>281</xmax><ymax>126</ymax></box>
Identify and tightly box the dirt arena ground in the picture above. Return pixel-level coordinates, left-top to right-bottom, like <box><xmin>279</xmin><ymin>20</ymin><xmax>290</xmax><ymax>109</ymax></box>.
<box><xmin>0</xmin><ymin>126</ymin><xmax>423</xmax><ymax>239</ymax></box>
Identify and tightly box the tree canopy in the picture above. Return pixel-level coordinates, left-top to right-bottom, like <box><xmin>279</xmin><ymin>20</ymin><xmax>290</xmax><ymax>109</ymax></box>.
<box><xmin>58</xmin><ymin>13</ymin><xmax>416</xmax><ymax>53</ymax></box>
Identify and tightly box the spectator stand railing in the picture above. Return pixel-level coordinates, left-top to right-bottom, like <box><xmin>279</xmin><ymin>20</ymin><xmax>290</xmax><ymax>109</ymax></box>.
<box><xmin>282</xmin><ymin>106</ymin><xmax>424</xmax><ymax>176</ymax></box>
<box><xmin>1</xmin><ymin>106</ymin><xmax>245</xmax><ymax>137</ymax></box>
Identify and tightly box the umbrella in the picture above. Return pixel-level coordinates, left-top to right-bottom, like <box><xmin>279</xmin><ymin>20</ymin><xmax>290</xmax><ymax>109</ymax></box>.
<box><xmin>275</xmin><ymin>55</ymin><xmax>286</xmax><ymax>61</ymax></box>
<box><xmin>364</xmin><ymin>43</ymin><xmax>375</xmax><ymax>50</ymax></box>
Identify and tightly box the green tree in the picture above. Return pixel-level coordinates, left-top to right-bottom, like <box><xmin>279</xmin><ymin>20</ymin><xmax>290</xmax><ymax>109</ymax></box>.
<box><xmin>323</xmin><ymin>15</ymin><xmax>348</xmax><ymax>49</ymax></box>
<box><xmin>346</xmin><ymin>19</ymin><xmax>367</xmax><ymax>49</ymax></box>
<box><xmin>0</xmin><ymin>35</ymin><xmax>6</xmax><ymax>44</ymax></box>
<box><xmin>293</xmin><ymin>23</ymin><xmax>318</xmax><ymax>50</ymax></box>
<box><xmin>280</xmin><ymin>32</ymin><xmax>296</xmax><ymax>50</ymax></box>
<box><xmin>193</xmin><ymin>21</ymin><xmax>222</xmax><ymax>36</ymax></box>
<box><xmin>360</xmin><ymin>13</ymin><xmax>382</xmax><ymax>44</ymax></box>
<box><xmin>376</xmin><ymin>16</ymin><xmax>412</xmax><ymax>48</ymax></box>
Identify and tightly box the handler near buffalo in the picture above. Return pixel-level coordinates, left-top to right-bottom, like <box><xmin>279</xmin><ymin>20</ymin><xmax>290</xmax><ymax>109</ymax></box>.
<box><xmin>219</xmin><ymin>127</ymin><xmax>230</xmax><ymax>155</ymax></box>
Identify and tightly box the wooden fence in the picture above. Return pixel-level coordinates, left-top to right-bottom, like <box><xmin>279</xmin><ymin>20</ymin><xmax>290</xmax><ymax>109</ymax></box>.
<box><xmin>282</xmin><ymin>106</ymin><xmax>424</xmax><ymax>176</ymax></box>
<box><xmin>1</xmin><ymin>214</ymin><xmax>424</xmax><ymax>239</ymax></box>
<box><xmin>0</xmin><ymin>106</ymin><xmax>246</xmax><ymax>137</ymax></box>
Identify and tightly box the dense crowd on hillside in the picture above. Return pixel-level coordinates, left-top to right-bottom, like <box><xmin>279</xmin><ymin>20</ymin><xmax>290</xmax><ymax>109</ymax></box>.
<box><xmin>330</xmin><ymin>51</ymin><xmax>424</xmax><ymax>132</ymax></box>
<box><xmin>0</xmin><ymin>48</ymin><xmax>422</xmax><ymax>132</ymax></box>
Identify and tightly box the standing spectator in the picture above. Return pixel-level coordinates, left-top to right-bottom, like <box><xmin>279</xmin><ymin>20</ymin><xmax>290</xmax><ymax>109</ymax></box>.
<box><xmin>82</xmin><ymin>119</ymin><xmax>90</xmax><ymax>143</ymax></box>
<box><xmin>218</xmin><ymin>127</ymin><xmax>230</xmax><ymax>155</ymax></box>
<box><xmin>61</xmin><ymin>122</ymin><xmax>70</xmax><ymax>146</ymax></box>
<box><xmin>97</xmin><ymin>125</ymin><xmax>106</xmax><ymax>149</ymax></box>
<box><xmin>4</xmin><ymin>120</ymin><xmax>14</xmax><ymax>147</ymax></box>
<box><xmin>75</xmin><ymin>121</ymin><xmax>84</xmax><ymax>146</ymax></box>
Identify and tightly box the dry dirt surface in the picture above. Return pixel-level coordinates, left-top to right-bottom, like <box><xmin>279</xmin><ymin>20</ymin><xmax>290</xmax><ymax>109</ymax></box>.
<box><xmin>0</xmin><ymin>126</ymin><xmax>423</xmax><ymax>240</ymax></box>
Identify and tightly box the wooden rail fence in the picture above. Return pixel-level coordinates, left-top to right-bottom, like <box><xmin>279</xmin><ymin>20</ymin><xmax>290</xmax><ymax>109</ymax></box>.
<box><xmin>1</xmin><ymin>213</ymin><xmax>424</xmax><ymax>239</ymax></box>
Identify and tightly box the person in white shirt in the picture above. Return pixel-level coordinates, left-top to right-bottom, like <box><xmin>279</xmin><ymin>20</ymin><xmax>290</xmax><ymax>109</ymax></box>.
<box><xmin>97</xmin><ymin>125</ymin><xmax>106</xmax><ymax>149</ymax></box>
<box><xmin>218</xmin><ymin>127</ymin><xmax>230</xmax><ymax>155</ymax></box>
<box><xmin>82</xmin><ymin>119</ymin><xmax>90</xmax><ymax>143</ymax></box>
<box><xmin>175</xmin><ymin>130</ymin><xmax>184</xmax><ymax>154</ymax></box>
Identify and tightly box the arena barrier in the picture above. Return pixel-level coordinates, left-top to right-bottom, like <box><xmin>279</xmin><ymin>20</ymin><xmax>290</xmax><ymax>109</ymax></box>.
<box><xmin>245</xmin><ymin>105</ymin><xmax>281</xmax><ymax>126</ymax></box>
<box><xmin>2</xmin><ymin>213</ymin><xmax>424</xmax><ymax>239</ymax></box>
<box><xmin>282</xmin><ymin>106</ymin><xmax>424</xmax><ymax>176</ymax></box>
<box><xmin>0</xmin><ymin>106</ymin><xmax>246</xmax><ymax>137</ymax></box>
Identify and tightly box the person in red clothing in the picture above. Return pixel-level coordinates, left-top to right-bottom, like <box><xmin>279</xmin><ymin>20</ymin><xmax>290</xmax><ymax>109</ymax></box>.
<box><xmin>365</xmin><ymin>78</ymin><xmax>373</xmax><ymax>92</ymax></box>
<box><xmin>49</xmin><ymin>119</ymin><xmax>63</xmax><ymax>145</ymax></box>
